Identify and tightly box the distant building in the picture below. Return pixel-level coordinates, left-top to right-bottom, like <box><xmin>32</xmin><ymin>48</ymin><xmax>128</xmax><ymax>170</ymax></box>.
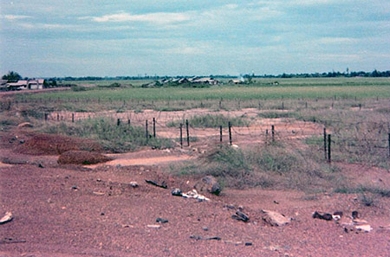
<box><xmin>5</xmin><ymin>79</ymin><xmax>44</xmax><ymax>90</ymax></box>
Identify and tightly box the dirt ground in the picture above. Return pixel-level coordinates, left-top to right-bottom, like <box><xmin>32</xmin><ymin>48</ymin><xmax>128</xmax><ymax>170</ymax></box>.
<box><xmin>1</xmin><ymin>124</ymin><xmax>390</xmax><ymax>256</ymax></box>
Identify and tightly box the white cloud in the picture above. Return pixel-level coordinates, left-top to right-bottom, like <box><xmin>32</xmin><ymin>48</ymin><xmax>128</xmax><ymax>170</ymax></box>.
<box><xmin>92</xmin><ymin>11</ymin><xmax>191</xmax><ymax>24</ymax></box>
<box><xmin>3</xmin><ymin>14</ymin><xmax>31</xmax><ymax>20</ymax></box>
<box><xmin>317</xmin><ymin>37</ymin><xmax>358</xmax><ymax>44</ymax></box>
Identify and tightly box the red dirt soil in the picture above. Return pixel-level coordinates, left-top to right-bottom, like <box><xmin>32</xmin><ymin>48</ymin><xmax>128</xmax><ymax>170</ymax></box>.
<box><xmin>1</xmin><ymin>129</ymin><xmax>390</xmax><ymax>257</ymax></box>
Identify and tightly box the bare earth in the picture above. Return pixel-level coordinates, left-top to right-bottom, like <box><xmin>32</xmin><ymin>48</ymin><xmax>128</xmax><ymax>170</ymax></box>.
<box><xmin>1</xmin><ymin>122</ymin><xmax>390</xmax><ymax>256</ymax></box>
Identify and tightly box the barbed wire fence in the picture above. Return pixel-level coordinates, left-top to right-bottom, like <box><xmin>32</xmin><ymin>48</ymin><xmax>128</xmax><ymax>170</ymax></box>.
<box><xmin>38</xmin><ymin>109</ymin><xmax>390</xmax><ymax>164</ymax></box>
<box><xmin>2</xmin><ymin>97</ymin><xmax>389</xmax><ymax>165</ymax></box>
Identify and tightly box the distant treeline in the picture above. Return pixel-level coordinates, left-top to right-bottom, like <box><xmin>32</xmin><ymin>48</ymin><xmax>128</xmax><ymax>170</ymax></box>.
<box><xmin>51</xmin><ymin>69</ymin><xmax>390</xmax><ymax>81</ymax></box>
<box><xmin>255</xmin><ymin>69</ymin><xmax>390</xmax><ymax>79</ymax></box>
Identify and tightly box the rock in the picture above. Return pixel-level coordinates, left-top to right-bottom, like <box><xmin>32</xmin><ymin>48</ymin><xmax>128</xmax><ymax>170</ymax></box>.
<box><xmin>0</xmin><ymin>212</ymin><xmax>13</xmax><ymax>224</ymax></box>
<box><xmin>312</xmin><ymin>211</ymin><xmax>333</xmax><ymax>221</ymax></box>
<box><xmin>262</xmin><ymin>210</ymin><xmax>291</xmax><ymax>226</ymax></box>
<box><xmin>232</xmin><ymin>211</ymin><xmax>250</xmax><ymax>222</ymax></box>
<box><xmin>156</xmin><ymin>218</ymin><xmax>168</xmax><ymax>224</ymax></box>
<box><xmin>171</xmin><ymin>188</ymin><xmax>182</xmax><ymax>196</ymax></box>
<box><xmin>194</xmin><ymin>175</ymin><xmax>221</xmax><ymax>196</ymax></box>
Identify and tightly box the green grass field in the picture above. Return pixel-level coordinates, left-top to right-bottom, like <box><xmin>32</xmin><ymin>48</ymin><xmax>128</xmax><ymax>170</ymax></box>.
<box><xmin>17</xmin><ymin>78</ymin><xmax>390</xmax><ymax>102</ymax></box>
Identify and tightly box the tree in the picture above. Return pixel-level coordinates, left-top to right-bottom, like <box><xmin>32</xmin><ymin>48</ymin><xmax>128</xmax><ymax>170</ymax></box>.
<box><xmin>2</xmin><ymin>71</ymin><xmax>22</xmax><ymax>82</ymax></box>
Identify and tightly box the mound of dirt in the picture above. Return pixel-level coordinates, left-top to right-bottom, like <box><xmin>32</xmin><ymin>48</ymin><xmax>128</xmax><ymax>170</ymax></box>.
<box><xmin>15</xmin><ymin>134</ymin><xmax>102</xmax><ymax>155</ymax></box>
<box><xmin>58</xmin><ymin>150</ymin><xmax>112</xmax><ymax>165</ymax></box>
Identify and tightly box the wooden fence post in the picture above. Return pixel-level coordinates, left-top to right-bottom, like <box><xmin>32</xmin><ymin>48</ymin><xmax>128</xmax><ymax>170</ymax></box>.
<box><xmin>180</xmin><ymin>123</ymin><xmax>183</xmax><ymax>148</ymax></box>
<box><xmin>145</xmin><ymin>120</ymin><xmax>149</xmax><ymax>140</ymax></box>
<box><xmin>388</xmin><ymin>133</ymin><xmax>390</xmax><ymax>157</ymax></box>
<box><xmin>272</xmin><ymin>125</ymin><xmax>275</xmax><ymax>142</ymax></box>
<box><xmin>153</xmin><ymin>118</ymin><xmax>156</xmax><ymax>138</ymax></box>
<box><xmin>72</xmin><ymin>113</ymin><xmax>74</xmax><ymax>123</ymax></box>
<box><xmin>327</xmin><ymin>134</ymin><xmax>331</xmax><ymax>163</ymax></box>
<box><xmin>186</xmin><ymin>119</ymin><xmax>189</xmax><ymax>146</ymax></box>
<box><xmin>324</xmin><ymin>128</ymin><xmax>327</xmax><ymax>160</ymax></box>
<box><xmin>228</xmin><ymin>121</ymin><xmax>232</xmax><ymax>145</ymax></box>
<box><xmin>220</xmin><ymin>126</ymin><xmax>223</xmax><ymax>143</ymax></box>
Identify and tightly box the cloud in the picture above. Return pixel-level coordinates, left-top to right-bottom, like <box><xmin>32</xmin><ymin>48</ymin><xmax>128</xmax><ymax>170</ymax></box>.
<box><xmin>3</xmin><ymin>14</ymin><xmax>31</xmax><ymax>20</ymax></box>
<box><xmin>92</xmin><ymin>11</ymin><xmax>191</xmax><ymax>24</ymax></box>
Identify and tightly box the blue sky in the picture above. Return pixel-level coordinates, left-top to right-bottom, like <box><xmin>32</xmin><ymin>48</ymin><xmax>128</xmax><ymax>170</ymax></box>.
<box><xmin>1</xmin><ymin>0</ymin><xmax>389</xmax><ymax>77</ymax></box>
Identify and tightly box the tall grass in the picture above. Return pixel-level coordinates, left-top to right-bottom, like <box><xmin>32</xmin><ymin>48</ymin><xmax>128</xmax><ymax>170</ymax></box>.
<box><xmin>44</xmin><ymin>118</ymin><xmax>173</xmax><ymax>153</ymax></box>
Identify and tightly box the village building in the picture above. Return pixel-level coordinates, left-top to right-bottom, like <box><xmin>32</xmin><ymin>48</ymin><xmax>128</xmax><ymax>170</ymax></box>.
<box><xmin>4</xmin><ymin>79</ymin><xmax>45</xmax><ymax>91</ymax></box>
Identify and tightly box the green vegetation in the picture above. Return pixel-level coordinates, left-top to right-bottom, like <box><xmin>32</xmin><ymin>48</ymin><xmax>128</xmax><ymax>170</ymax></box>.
<box><xmin>2</xmin><ymin>77</ymin><xmax>389</xmax><ymax>197</ymax></box>
<box><xmin>167</xmin><ymin>114</ymin><xmax>249</xmax><ymax>128</ymax></box>
<box><xmin>43</xmin><ymin>118</ymin><xmax>173</xmax><ymax>153</ymax></box>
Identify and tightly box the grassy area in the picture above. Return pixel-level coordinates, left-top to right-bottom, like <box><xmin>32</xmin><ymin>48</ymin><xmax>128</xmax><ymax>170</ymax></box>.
<box><xmin>15</xmin><ymin>78</ymin><xmax>390</xmax><ymax>103</ymax></box>
<box><xmin>2</xmin><ymin>77</ymin><xmax>389</xmax><ymax>196</ymax></box>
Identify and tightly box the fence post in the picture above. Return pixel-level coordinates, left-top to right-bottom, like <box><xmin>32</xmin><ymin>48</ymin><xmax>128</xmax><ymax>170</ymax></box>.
<box><xmin>220</xmin><ymin>125</ymin><xmax>223</xmax><ymax>143</ymax></box>
<box><xmin>128</xmin><ymin>119</ymin><xmax>130</xmax><ymax>126</ymax></box>
<box><xmin>153</xmin><ymin>118</ymin><xmax>156</xmax><ymax>138</ymax></box>
<box><xmin>228</xmin><ymin>121</ymin><xmax>232</xmax><ymax>145</ymax></box>
<box><xmin>117</xmin><ymin>118</ymin><xmax>121</xmax><ymax>126</ymax></box>
<box><xmin>186</xmin><ymin>119</ymin><xmax>189</xmax><ymax>146</ymax></box>
<box><xmin>327</xmin><ymin>134</ymin><xmax>331</xmax><ymax>163</ymax></box>
<box><xmin>72</xmin><ymin>113</ymin><xmax>74</xmax><ymax>123</ymax></box>
<box><xmin>272</xmin><ymin>125</ymin><xmax>275</xmax><ymax>142</ymax></box>
<box><xmin>145</xmin><ymin>120</ymin><xmax>149</xmax><ymax>140</ymax></box>
<box><xmin>388</xmin><ymin>133</ymin><xmax>390</xmax><ymax>157</ymax></box>
<box><xmin>180</xmin><ymin>123</ymin><xmax>183</xmax><ymax>148</ymax></box>
<box><xmin>324</xmin><ymin>128</ymin><xmax>327</xmax><ymax>160</ymax></box>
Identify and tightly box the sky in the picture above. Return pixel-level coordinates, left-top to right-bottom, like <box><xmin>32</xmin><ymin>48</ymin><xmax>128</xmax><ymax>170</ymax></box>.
<box><xmin>0</xmin><ymin>0</ymin><xmax>389</xmax><ymax>78</ymax></box>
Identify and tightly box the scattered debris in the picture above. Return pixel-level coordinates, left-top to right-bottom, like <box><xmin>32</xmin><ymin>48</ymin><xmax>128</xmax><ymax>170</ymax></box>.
<box><xmin>190</xmin><ymin>235</ymin><xmax>221</xmax><ymax>241</ymax></box>
<box><xmin>38</xmin><ymin>163</ymin><xmax>44</xmax><ymax>168</ymax></box>
<box><xmin>156</xmin><ymin>218</ymin><xmax>168</xmax><ymax>224</ymax></box>
<box><xmin>332</xmin><ymin>211</ymin><xmax>343</xmax><ymax>221</ymax></box>
<box><xmin>223</xmin><ymin>204</ymin><xmax>236</xmax><ymax>210</ymax></box>
<box><xmin>194</xmin><ymin>175</ymin><xmax>221</xmax><ymax>196</ymax></box>
<box><xmin>171</xmin><ymin>188</ymin><xmax>182</xmax><ymax>196</ymax></box>
<box><xmin>355</xmin><ymin>224</ymin><xmax>372</xmax><ymax>233</ymax></box>
<box><xmin>0</xmin><ymin>212</ymin><xmax>13</xmax><ymax>225</ymax></box>
<box><xmin>147</xmin><ymin>224</ymin><xmax>161</xmax><ymax>229</ymax></box>
<box><xmin>17</xmin><ymin>122</ymin><xmax>33</xmax><ymax>128</ymax></box>
<box><xmin>245</xmin><ymin>242</ymin><xmax>253</xmax><ymax>246</ymax></box>
<box><xmin>145</xmin><ymin>179</ymin><xmax>167</xmax><ymax>189</ymax></box>
<box><xmin>182</xmin><ymin>189</ymin><xmax>210</xmax><ymax>202</ymax></box>
<box><xmin>129</xmin><ymin>181</ymin><xmax>138</xmax><ymax>188</ymax></box>
<box><xmin>312</xmin><ymin>211</ymin><xmax>333</xmax><ymax>221</ymax></box>
<box><xmin>93</xmin><ymin>191</ymin><xmax>105</xmax><ymax>196</ymax></box>
<box><xmin>314</xmin><ymin>210</ymin><xmax>373</xmax><ymax>233</ymax></box>
<box><xmin>232</xmin><ymin>211</ymin><xmax>250</xmax><ymax>222</ymax></box>
<box><xmin>0</xmin><ymin>237</ymin><xmax>26</xmax><ymax>244</ymax></box>
<box><xmin>262</xmin><ymin>210</ymin><xmax>291</xmax><ymax>226</ymax></box>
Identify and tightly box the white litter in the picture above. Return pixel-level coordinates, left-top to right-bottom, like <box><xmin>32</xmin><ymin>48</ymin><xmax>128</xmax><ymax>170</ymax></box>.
<box><xmin>182</xmin><ymin>189</ymin><xmax>210</xmax><ymax>202</ymax></box>
<box><xmin>0</xmin><ymin>212</ymin><xmax>13</xmax><ymax>224</ymax></box>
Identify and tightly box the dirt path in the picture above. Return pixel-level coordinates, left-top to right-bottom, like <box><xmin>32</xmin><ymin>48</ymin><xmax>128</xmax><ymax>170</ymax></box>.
<box><xmin>1</xmin><ymin>129</ymin><xmax>390</xmax><ymax>256</ymax></box>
